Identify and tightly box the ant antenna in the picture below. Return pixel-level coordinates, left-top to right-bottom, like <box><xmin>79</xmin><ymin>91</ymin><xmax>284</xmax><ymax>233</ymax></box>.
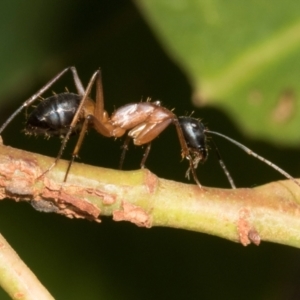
<box><xmin>206</xmin><ymin>129</ymin><xmax>300</xmax><ymax>188</ymax></box>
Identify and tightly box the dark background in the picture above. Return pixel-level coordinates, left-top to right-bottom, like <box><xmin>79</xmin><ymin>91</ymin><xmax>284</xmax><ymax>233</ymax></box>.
<box><xmin>0</xmin><ymin>1</ymin><xmax>300</xmax><ymax>299</ymax></box>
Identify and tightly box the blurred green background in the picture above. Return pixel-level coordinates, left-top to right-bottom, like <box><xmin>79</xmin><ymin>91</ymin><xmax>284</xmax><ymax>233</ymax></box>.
<box><xmin>0</xmin><ymin>0</ymin><xmax>300</xmax><ymax>299</ymax></box>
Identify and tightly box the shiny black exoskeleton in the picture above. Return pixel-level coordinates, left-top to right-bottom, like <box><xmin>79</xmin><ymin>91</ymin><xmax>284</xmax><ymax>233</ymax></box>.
<box><xmin>26</xmin><ymin>93</ymin><xmax>82</xmax><ymax>137</ymax></box>
<box><xmin>178</xmin><ymin>116</ymin><xmax>236</xmax><ymax>187</ymax></box>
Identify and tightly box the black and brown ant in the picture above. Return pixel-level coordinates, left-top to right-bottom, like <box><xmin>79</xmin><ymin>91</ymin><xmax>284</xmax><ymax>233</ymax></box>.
<box><xmin>0</xmin><ymin>67</ymin><xmax>299</xmax><ymax>189</ymax></box>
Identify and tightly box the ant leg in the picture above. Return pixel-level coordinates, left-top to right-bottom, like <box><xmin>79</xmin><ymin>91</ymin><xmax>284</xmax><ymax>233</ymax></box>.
<box><xmin>69</xmin><ymin>66</ymin><xmax>85</xmax><ymax>96</ymax></box>
<box><xmin>173</xmin><ymin>118</ymin><xmax>202</xmax><ymax>188</ymax></box>
<box><xmin>63</xmin><ymin>116</ymin><xmax>91</xmax><ymax>182</ymax></box>
<box><xmin>90</xmin><ymin>69</ymin><xmax>113</xmax><ymax>137</ymax></box>
<box><xmin>38</xmin><ymin>70</ymin><xmax>101</xmax><ymax>180</ymax></box>
<box><xmin>185</xmin><ymin>158</ymin><xmax>202</xmax><ymax>188</ymax></box>
<box><xmin>93</xmin><ymin>69</ymin><xmax>105</xmax><ymax>121</ymax></box>
<box><xmin>119</xmin><ymin>136</ymin><xmax>131</xmax><ymax>169</ymax></box>
<box><xmin>207</xmin><ymin>130</ymin><xmax>300</xmax><ymax>188</ymax></box>
<box><xmin>140</xmin><ymin>143</ymin><xmax>151</xmax><ymax>168</ymax></box>
<box><xmin>119</xmin><ymin>137</ymin><xmax>152</xmax><ymax>170</ymax></box>
<box><xmin>0</xmin><ymin>66</ymin><xmax>86</xmax><ymax>135</ymax></box>
<box><xmin>210</xmin><ymin>139</ymin><xmax>236</xmax><ymax>188</ymax></box>
<box><xmin>88</xmin><ymin>69</ymin><xmax>113</xmax><ymax>137</ymax></box>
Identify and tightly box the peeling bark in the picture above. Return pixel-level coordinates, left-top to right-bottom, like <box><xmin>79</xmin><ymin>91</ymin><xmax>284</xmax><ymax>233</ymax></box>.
<box><xmin>1</xmin><ymin>143</ymin><xmax>300</xmax><ymax>248</ymax></box>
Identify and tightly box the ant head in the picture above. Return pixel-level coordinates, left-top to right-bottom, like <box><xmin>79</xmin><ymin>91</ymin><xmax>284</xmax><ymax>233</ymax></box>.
<box><xmin>178</xmin><ymin>116</ymin><xmax>208</xmax><ymax>164</ymax></box>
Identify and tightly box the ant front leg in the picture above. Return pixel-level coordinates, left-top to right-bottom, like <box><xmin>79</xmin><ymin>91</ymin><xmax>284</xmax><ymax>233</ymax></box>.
<box><xmin>119</xmin><ymin>135</ymin><xmax>152</xmax><ymax>169</ymax></box>
<box><xmin>127</xmin><ymin>117</ymin><xmax>173</xmax><ymax>168</ymax></box>
<box><xmin>210</xmin><ymin>138</ymin><xmax>236</xmax><ymax>188</ymax></box>
<box><xmin>140</xmin><ymin>143</ymin><xmax>152</xmax><ymax>168</ymax></box>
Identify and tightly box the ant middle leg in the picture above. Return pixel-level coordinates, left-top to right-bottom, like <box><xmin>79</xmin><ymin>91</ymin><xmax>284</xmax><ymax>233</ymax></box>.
<box><xmin>119</xmin><ymin>135</ymin><xmax>131</xmax><ymax>169</ymax></box>
<box><xmin>119</xmin><ymin>135</ymin><xmax>152</xmax><ymax>170</ymax></box>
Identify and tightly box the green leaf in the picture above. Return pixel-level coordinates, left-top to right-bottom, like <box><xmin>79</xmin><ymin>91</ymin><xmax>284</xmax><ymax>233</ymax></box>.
<box><xmin>136</xmin><ymin>0</ymin><xmax>300</xmax><ymax>144</ymax></box>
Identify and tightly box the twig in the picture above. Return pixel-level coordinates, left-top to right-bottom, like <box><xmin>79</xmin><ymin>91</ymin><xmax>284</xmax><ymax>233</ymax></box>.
<box><xmin>0</xmin><ymin>143</ymin><xmax>300</xmax><ymax>249</ymax></box>
<box><xmin>0</xmin><ymin>233</ymin><xmax>54</xmax><ymax>299</ymax></box>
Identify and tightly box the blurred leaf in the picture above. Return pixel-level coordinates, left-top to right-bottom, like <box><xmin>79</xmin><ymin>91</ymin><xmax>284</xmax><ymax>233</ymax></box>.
<box><xmin>0</xmin><ymin>0</ymin><xmax>72</xmax><ymax>103</ymax></box>
<box><xmin>135</xmin><ymin>0</ymin><xmax>300</xmax><ymax>144</ymax></box>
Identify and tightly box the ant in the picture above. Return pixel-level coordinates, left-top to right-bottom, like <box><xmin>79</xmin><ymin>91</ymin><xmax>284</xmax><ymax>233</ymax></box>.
<box><xmin>0</xmin><ymin>67</ymin><xmax>201</xmax><ymax>185</ymax></box>
<box><xmin>0</xmin><ymin>67</ymin><xmax>299</xmax><ymax>189</ymax></box>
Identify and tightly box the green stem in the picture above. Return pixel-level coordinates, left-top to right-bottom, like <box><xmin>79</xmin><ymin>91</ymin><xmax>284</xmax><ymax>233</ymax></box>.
<box><xmin>0</xmin><ymin>233</ymin><xmax>54</xmax><ymax>300</ymax></box>
<box><xmin>0</xmin><ymin>143</ymin><xmax>300</xmax><ymax>249</ymax></box>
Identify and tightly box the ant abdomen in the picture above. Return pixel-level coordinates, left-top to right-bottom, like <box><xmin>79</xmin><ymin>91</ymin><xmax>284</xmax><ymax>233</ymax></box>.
<box><xmin>25</xmin><ymin>93</ymin><xmax>82</xmax><ymax>137</ymax></box>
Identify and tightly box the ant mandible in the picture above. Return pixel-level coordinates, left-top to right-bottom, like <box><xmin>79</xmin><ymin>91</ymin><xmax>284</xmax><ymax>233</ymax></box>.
<box><xmin>0</xmin><ymin>67</ymin><xmax>201</xmax><ymax>186</ymax></box>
